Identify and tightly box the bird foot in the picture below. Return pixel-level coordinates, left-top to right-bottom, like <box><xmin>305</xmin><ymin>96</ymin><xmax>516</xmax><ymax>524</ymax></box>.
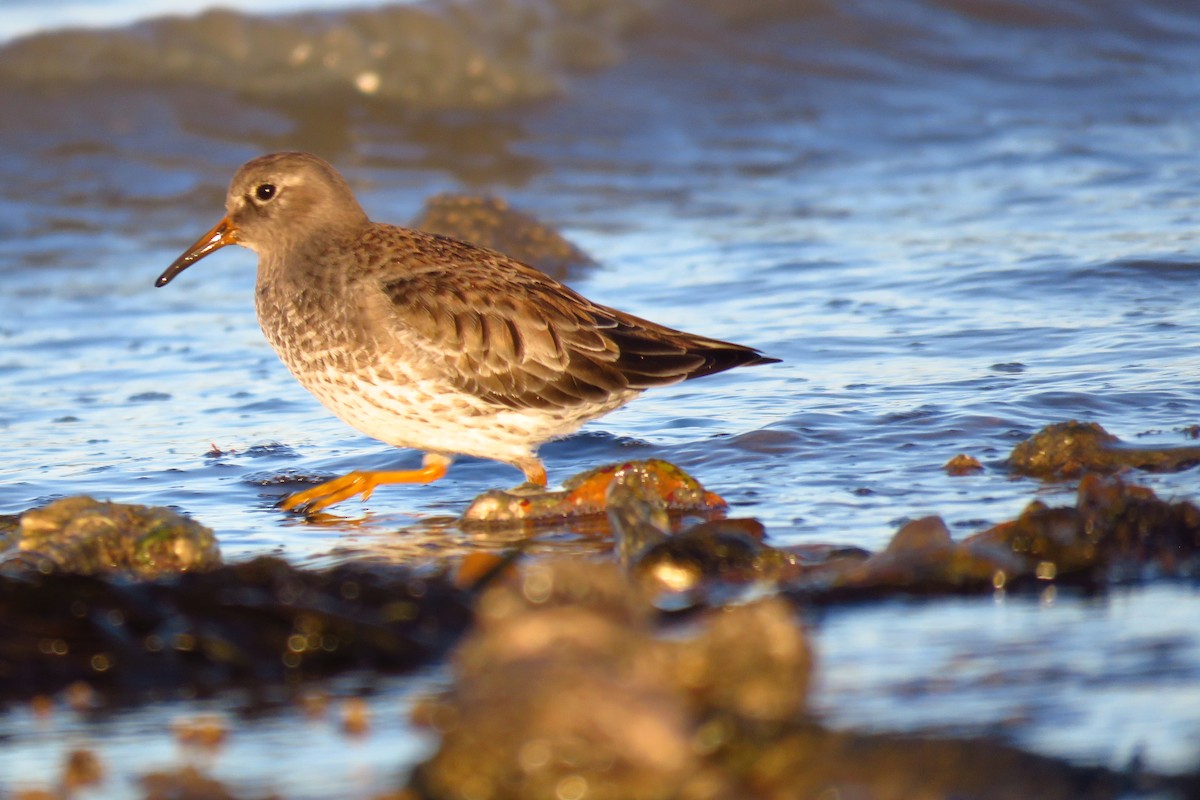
<box><xmin>280</xmin><ymin>471</ymin><xmax>379</xmax><ymax>514</ymax></box>
<box><xmin>280</xmin><ymin>461</ymin><xmax>449</xmax><ymax>514</ymax></box>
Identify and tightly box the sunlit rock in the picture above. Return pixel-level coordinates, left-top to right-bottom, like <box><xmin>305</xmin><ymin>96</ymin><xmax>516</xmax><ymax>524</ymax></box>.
<box><xmin>461</xmin><ymin>459</ymin><xmax>726</xmax><ymax>525</ymax></box>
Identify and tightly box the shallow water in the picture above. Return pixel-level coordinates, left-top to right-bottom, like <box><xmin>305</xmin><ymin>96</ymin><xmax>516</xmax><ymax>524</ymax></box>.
<box><xmin>2</xmin><ymin>0</ymin><xmax>1200</xmax><ymax>794</ymax></box>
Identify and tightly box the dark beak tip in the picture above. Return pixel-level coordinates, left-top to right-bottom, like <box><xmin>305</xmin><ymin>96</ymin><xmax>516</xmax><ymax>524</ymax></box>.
<box><xmin>154</xmin><ymin>262</ymin><xmax>186</xmax><ymax>288</ymax></box>
<box><xmin>155</xmin><ymin>217</ymin><xmax>234</xmax><ymax>289</ymax></box>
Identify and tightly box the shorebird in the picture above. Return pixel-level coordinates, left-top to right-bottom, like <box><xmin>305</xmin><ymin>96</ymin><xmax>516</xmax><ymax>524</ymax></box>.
<box><xmin>156</xmin><ymin>152</ymin><xmax>778</xmax><ymax>513</ymax></box>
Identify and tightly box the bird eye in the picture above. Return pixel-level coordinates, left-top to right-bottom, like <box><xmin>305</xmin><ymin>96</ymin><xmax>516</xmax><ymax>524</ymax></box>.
<box><xmin>254</xmin><ymin>183</ymin><xmax>277</xmax><ymax>202</ymax></box>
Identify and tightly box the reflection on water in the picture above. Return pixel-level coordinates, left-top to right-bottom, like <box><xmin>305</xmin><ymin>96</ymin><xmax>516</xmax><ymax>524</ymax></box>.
<box><xmin>1</xmin><ymin>0</ymin><xmax>1199</xmax><ymax>793</ymax></box>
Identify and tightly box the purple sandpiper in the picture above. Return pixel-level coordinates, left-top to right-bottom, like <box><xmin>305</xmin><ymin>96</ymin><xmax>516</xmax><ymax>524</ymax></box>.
<box><xmin>156</xmin><ymin>152</ymin><xmax>778</xmax><ymax>513</ymax></box>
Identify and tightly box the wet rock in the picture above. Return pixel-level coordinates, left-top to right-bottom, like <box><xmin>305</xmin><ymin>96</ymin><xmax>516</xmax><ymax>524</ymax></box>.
<box><xmin>410</xmin><ymin>558</ymin><xmax>813</xmax><ymax>800</ymax></box>
<box><xmin>1010</xmin><ymin>420</ymin><xmax>1200</xmax><ymax>479</ymax></box>
<box><xmin>411</xmin><ymin>560</ymin><xmax>692</xmax><ymax>799</ymax></box>
<box><xmin>461</xmin><ymin>459</ymin><xmax>726</xmax><ymax>525</ymax></box>
<box><xmin>787</xmin><ymin>476</ymin><xmax>1200</xmax><ymax>601</ymax></box>
<box><xmin>631</xmin><ymin>519</ymin><xmax>781</xmax><ymax>598</ymax></box>
<box><xmin>967</xmin><ymin>473</ymin><xmax>1200</xmax><ymax>581</ymax></box>
<box><xmin>5</xmin><ymin>496</ymin><xmax>221</xmax><ymax>578</ymax></box>
<box><xmin>0</xmin><ymin>556</ymin><xmax>471</xmax><ymax>705</ymax></box>
<box><xmin>405</xmin><ymin>558</ymin><xmax>1162</xmax><ymax>800</ymax></box>
<box><xmin>945</xmin><ymin>452</ymin><xmax>984</xmax><ymax>475</ymax></box>
<box><xmin>411</xmin><ymin>194</ymin><xmax>597</xmax><ymax>281</ymax></box>
<box><xmin>773</xmin><ymin>543</ymin><xmax>872</xmax><ymax>589</ymax></box>
<box><xmin>604</xmin><ymin>464</ymin><xmax>796</xmax><ymax>604</ymax></box>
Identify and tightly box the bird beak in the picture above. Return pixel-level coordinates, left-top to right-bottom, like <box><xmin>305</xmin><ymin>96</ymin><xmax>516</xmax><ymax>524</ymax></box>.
<box><xmin>155</xmin><ymin>217</ymin><xmax>239</xmax><ymax>287</ymax></box>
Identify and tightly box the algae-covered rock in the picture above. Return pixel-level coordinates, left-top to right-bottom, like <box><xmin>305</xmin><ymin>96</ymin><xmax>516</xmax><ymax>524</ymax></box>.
<box><xmin>7</xmin><ymin>496</ymin><xmax>221</xmax><ymax>578</ymax></box>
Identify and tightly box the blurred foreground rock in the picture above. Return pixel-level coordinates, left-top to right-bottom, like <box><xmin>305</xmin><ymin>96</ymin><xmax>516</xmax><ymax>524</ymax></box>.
<box><xmin>0</xmin><ymin>556</ymin><xmax>470</xmax><ymax>704</ymax></box>
<box><xmin>406</xmin><ymin>559</ymin><xmax>1156</xmax><ymax>800</ymax></box>
<box><xmin>410</xmin><ymin>558</ymin><xmax>810</xmax><ymax>799</ymax></box>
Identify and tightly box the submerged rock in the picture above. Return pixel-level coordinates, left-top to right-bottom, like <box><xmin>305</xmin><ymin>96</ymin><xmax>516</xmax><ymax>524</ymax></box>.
<box><xmin>411</xmin><ymin>193</ymin><xmax>597</xmax><ymax>281</ymax></box>
<box><xmin>5</xmin><ymin>496</ymin><xmax>220</xmax><ymax>578</ymax></box>
<box><xmin>1010</xmin><ymin>420</ymin><xmax>1200</xmax><ymax>479</ymax></box>
<box><xmin>816</xmin><ymin>515</ymin><xmax>1024</xmax><ymax>597</ymax></box>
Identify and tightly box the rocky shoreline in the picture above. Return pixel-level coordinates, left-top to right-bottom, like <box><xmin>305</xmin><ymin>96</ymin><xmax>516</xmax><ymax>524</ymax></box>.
<box><xmin>4</xmin><ymin>421</ymin><xmax>1200</xmax><ymax>798</ymax></box>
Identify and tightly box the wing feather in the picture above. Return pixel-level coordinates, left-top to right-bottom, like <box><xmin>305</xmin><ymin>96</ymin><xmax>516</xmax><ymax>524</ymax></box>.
<box><xmin>354</xmin><ymin>226</ymin><xmax>776</xmax><ymax>411</ymax></box>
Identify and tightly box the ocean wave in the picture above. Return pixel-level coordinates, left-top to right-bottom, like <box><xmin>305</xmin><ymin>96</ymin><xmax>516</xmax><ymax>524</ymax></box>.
<box><xmin>0</xmin><ymin>0</ymin><xmax>1195</xmax><ymax>120</ymax></box>
<box><xmin>0</xmin><ymin>0</ymin><xmax>668</xmax><ymax>110</ymax></box>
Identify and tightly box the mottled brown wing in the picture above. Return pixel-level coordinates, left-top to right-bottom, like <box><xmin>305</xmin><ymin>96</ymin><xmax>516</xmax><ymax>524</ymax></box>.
<box><xmin>366</xmin><ymin>230</ymin><xmax>777</xmax><ymax>411</ymax></box>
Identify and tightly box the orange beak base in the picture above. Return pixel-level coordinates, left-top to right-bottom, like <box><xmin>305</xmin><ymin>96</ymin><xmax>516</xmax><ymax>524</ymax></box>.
<box><xmin>155</xmin><ymin>217</ymin><xmax>238</xmax><ymax>287</ymax></box>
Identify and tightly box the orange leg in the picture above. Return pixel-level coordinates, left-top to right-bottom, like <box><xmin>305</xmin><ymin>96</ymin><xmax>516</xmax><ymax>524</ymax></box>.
<box><xmin>281</xmin><ymin>453</ymin><xmax>451</xmax><ymax>514</ymax></box>
<box><xmin>521</xmin><ymin>458</ymin><xmax>548</xmax><ymax>488</ymax></box>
